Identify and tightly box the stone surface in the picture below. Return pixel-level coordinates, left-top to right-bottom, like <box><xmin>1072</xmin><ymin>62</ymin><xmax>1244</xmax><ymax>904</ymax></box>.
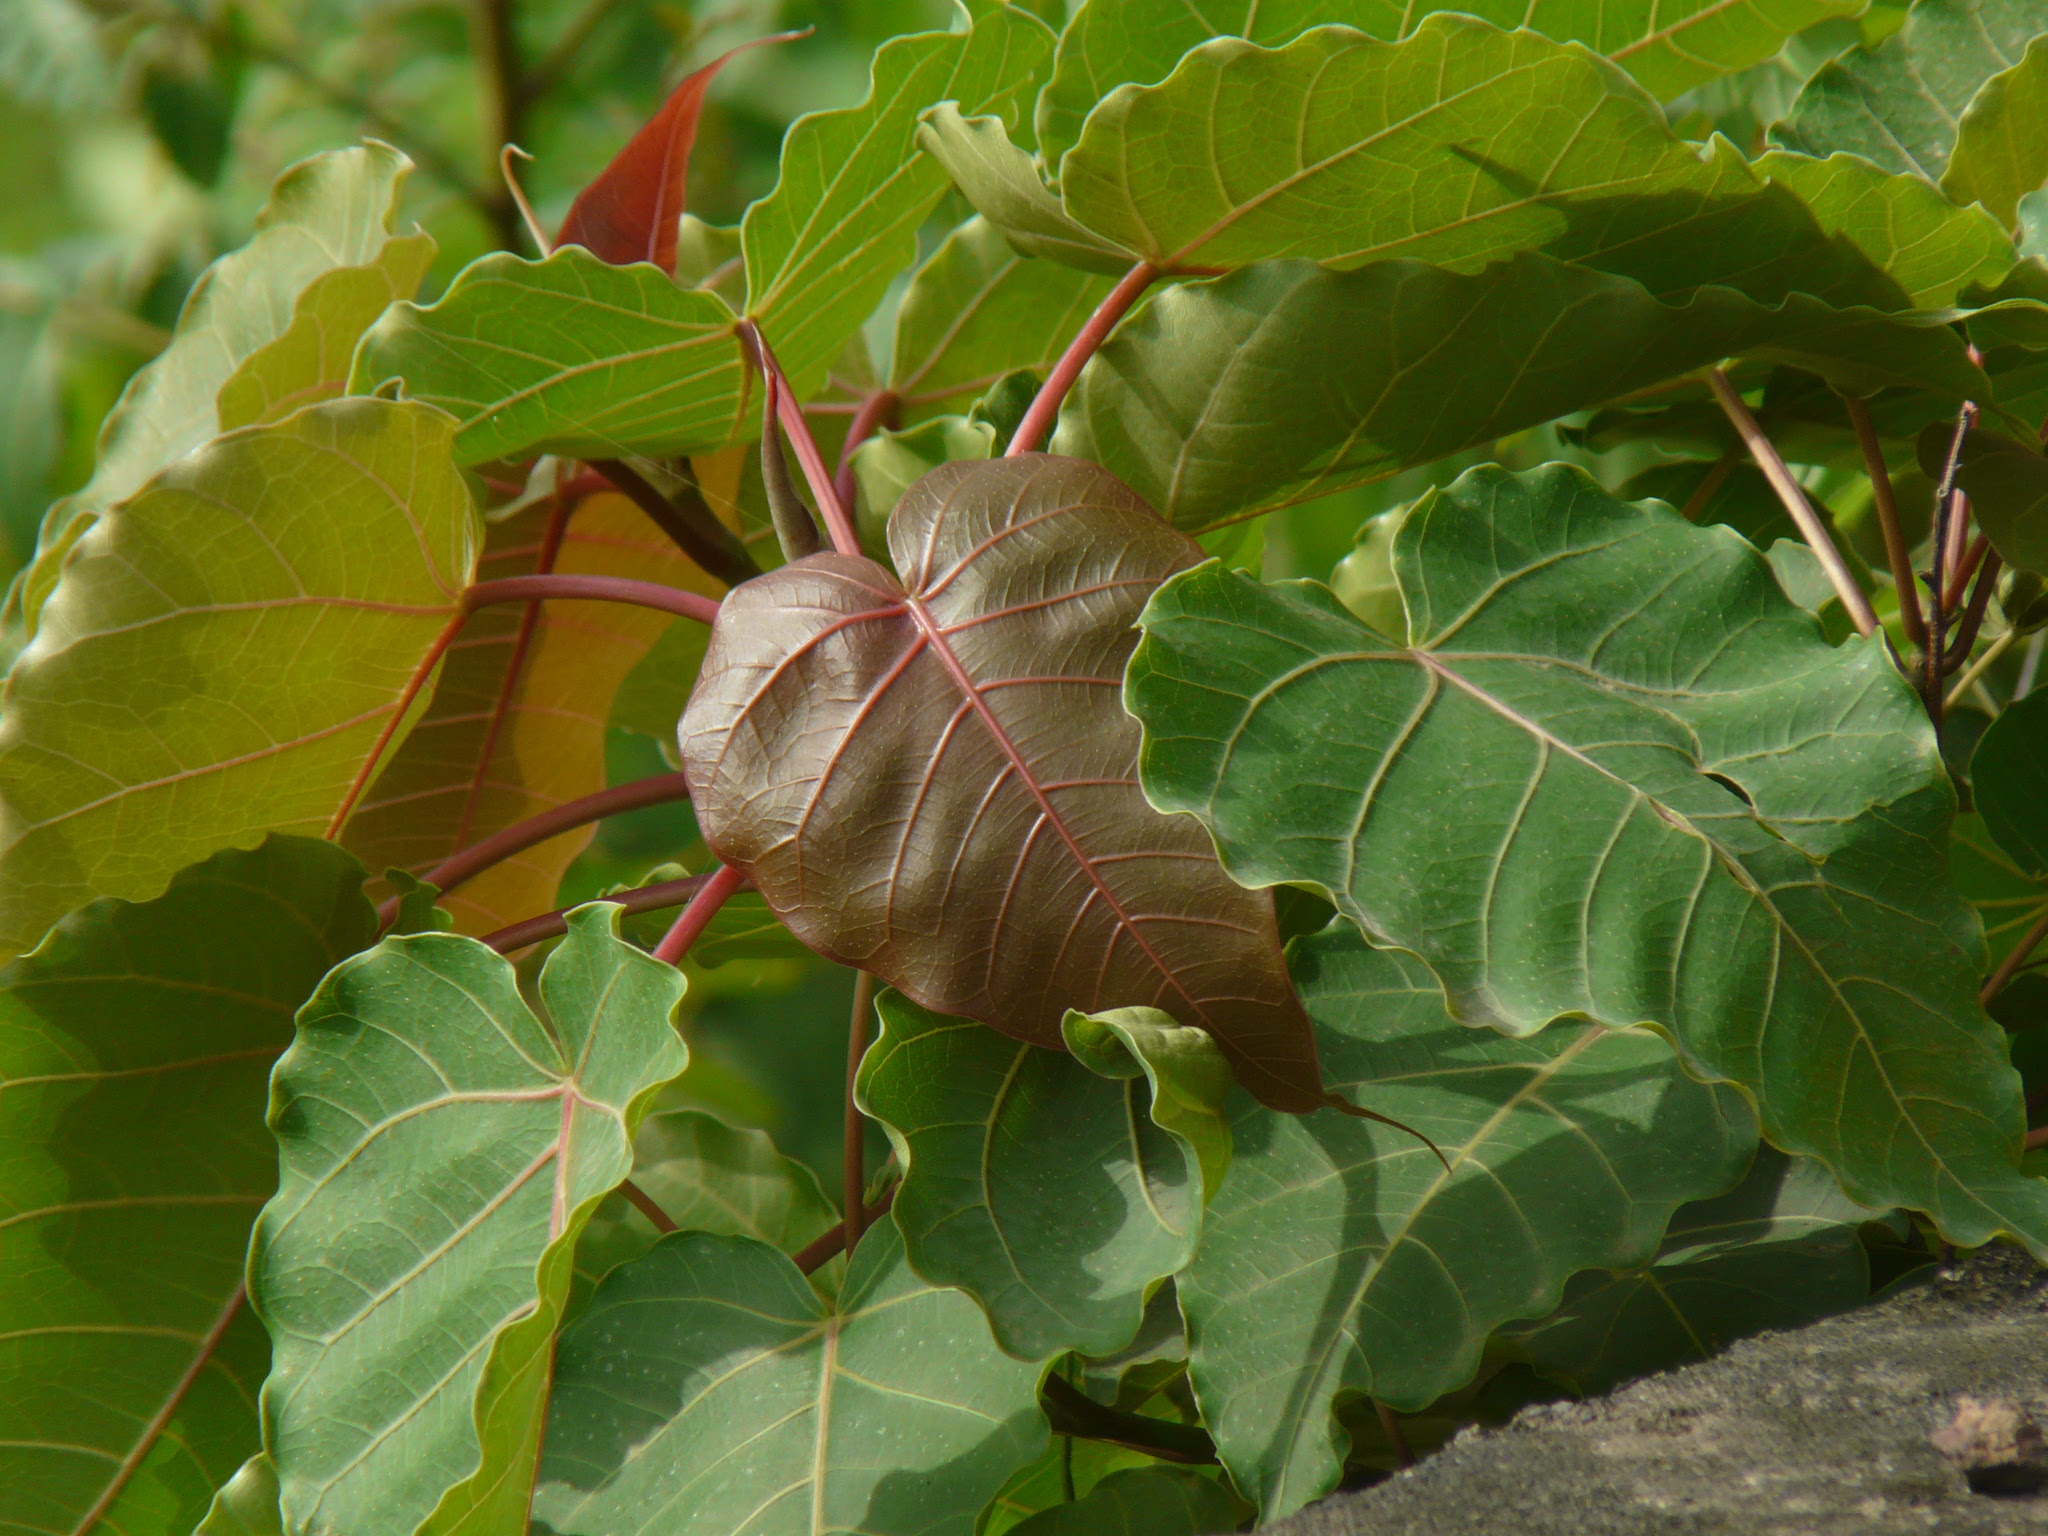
<box><xmin>1271</xmin><ymin>1247</ymin><xmax>2048</xmax><ymax>1534</ymax></box>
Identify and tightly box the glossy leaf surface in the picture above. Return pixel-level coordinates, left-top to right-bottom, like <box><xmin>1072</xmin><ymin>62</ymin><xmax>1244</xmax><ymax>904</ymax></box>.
<box><xmin>1052</xmin><ymin>257</ymin><xmax>1988</xmax><ymax>532</ymax></box>
<box><xmin>251</xmin><ymin>906</ymin><xmax>686</xmax><ymax>1536</ymax></box>
<box><xmin>351</xmin><ymin>247</ymin><xmax>747</xmax><ymax>465</ymax></box>
<box><xmin>1180</xmin><ymin>921</ymin><xmax>1754</xmax><ymax>1521</ymax></box>
<box><xmin>680</xmin><ymin>454</ymin><xmax>1320</xmax><ymax>1109</ymax></box>
<box><xmin>530</xmin><ymin>1218</ymin><xmax>1046</xmax><ymax>1535</ymax></box>
<box><xmin>1129</xmin><ymin>463</ymin><xmax>2048</xmax><ymax>1252</ymax></box>
<box><xmin>0</xmin><ymin>398</ymin><xmax>476</xmax><ymax>959</ymax></box>
<box><xmin>856</xmin><ymin>990</ymin><xmax>1228</xmax><ymax>1359</ymax></box>
<box><xmin>0</xmin><ymin>837</ymin><xmax>373</xmax><ymax>1536</ymax></box>
<box><xmin>1498</xmin><ymin>1149</ymin><xmax>1881</xmax><ymax>1395</ymax></box>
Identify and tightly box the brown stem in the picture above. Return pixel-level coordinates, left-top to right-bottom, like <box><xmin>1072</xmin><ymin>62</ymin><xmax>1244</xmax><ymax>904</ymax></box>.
<box><xmin>589</xmin><ymin>460</ymin><xmax>761</xmax><ymax>587</ymax></box>
<box><xmin>1944</xmin><ymin>550</ymin><xmax>2002</xmax><ymax>673</ymax></box>
<box><xmin>1926</xmin><ymin>403</ymin><xmax>1978</xmax><ymax>717</ymax></box>
<box><xmin>844</xmin><ymin>972</ymin><xmax>876</xmax><ymax>1258</ymax></box>
<box><xmin>1039</xmin><ymin>1374</ymin><xmax>1218</xmax><ymax>1465</ymax></box>
<box><xmin>1982</xmin><ymin>904</ymin><xmax>2048</xmax><ymax>1006</ymax></box>
<box><xmin>383</xmin><ymin>772</ymin><xmax>694</xmax><ymax>924</ymax></box>
<box><xmin>794</xmin><ymin>1185</ymin><xmax>897</xmax><ymax>1275</ymax></box>
<box><xmin>653</xmin><ymin>862</ymin><xmax>746</xmax><ymax>964</ymax></box>
<box><xmin>1007</xmin><ymin>261</ymin><xmax>1159</xmax><ymax>458</ymax></box>
<box><xmin>1945</xmin><ymin>532</ymin><xmax>1989</xmax><ymax>613</ymax></box>
<box><xmin>469</xmin><ymin>0</ymin><xmax>526</xmax><ymax>250</ymax></box>
<box><xmin>456</xmin><ymin>493</ymin><xmax>573</xmax><ymax>849</ymax></box>
<box><xmin>1706</xmin><ymin>369</ymin><xmax>1877</xmax><ymax>637</ymax></box>
<box><xmin>619</xmin><ymin>1177</ymin><xmax>678</xmax><ymax>1232</ymax></box>
<box><xmin>1845</xmin><ymin>395</ymin><xmax>1926</xmax><ymax>652</ymax></box>
<box><xmin>2026</xmin><ymin>1125</ymin><xmax>2048</xmax><ymax>1152</ymax></box>
<box><xmin>480</xmin><ymin>873</ymin><xmax>714</xmax><ymax>953</ymax></box>
<box><xmin>465</xmin><ymin>573</ymin><xmax>722</xmax><ymax>625</ymax></box>
<box><xmin>832</xmin><ymin>390</ymin><xmax>902</xmax><ymax>516</ymax></box>
<box><xmin>1677</xmin><ymin>450</ymin><xmax>1738</xmax><ymax>521</ymax></box>
<box><xmin>740</xmin><ymin>321</ymin><xmax>861</xmax><ymax>556</ymax></box>
<box><xmin>1376</xmin><ymin>1401</ymin><xmax>1416</xmax><ymax>1469</ymax></box>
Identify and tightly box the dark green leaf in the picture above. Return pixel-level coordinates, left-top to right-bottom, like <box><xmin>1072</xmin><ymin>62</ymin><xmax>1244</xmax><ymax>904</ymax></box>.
<box><xmin>1973</xmin><ymin>688</ymin><xmax>2048</xmax><ymax>875</ymax></box>
<box><xmin>1004</xmin><ymin>1466</ymin><xmax>1248</xmax><ymax>1536</ymax></box>
<box><xmin>1128</xmin><ymin>463</ymin><xmax>2048</xmax><ymax>1254</ymax></box>
<box><xmin>849</xmin><ymin>414</ymin><xmax>995</xmax><ymax>549</ymax></box>
<box><xmin>194</xmin><ymin>1455</ymin><xmax>283</xmax><ymax>1536</ymax></box>
<box><xmin>1951</xmin><ymin>810</ymin><xmax>2048</xmax><ymax>976</ymax></box>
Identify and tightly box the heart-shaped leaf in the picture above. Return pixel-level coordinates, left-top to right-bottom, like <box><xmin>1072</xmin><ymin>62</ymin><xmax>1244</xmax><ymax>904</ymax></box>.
<box><xmin>250</xmin><ymin>904</ymin><xmax>686</xmax><ymax>1536</ymax></box>
<box><xmin>0</xmin><ymin>836</ymin><xmax>374</xmax><ymax>1536</ymax></box>
<box><xmin>530</xmin><ymin>1217</ymin><xmax>1047</xmax><ymax>1536</ymax></box>
<box><xmin>0</xmin><ymin>398</ymin><xmax>478</xmax><ymax>959</ymax></box>
<box><xmin>1178</xmin><ymin>920</ymin><xmax>1756</xmax><ymax>1521</ymax></box>
<box><xmin>856</xmin><ymin>990</ymin><xmax>1228</xmax><ymax>1359</ymax></box>
<box><xmin>1127</xmin><ymin>462</ymin><xmax>2048</xmax><ymax>1254</ymax></box>
<box><xmin>678</xmin><ymin>455</ymin><xmax>1321</xmax><ymax>1110</ymax></box>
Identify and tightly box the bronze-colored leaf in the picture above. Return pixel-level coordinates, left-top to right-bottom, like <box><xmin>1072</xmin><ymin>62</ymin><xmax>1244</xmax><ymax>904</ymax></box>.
<box><xmin>679</xmin><ymin>455</ymin><xmax>1319</xmax><ymax>1110</ymax></box>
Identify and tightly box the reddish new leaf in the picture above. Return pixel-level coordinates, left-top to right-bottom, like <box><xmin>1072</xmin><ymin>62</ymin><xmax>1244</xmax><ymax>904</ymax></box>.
<box><xmin>679</xmin><ymin>455</ymin><xmax>1321</xmax><ymax>1110</ymax></box>
<box><xmin>556</xmin><ymin>34</ymin><xmax>788</xmax><ymax>273</ymax></box>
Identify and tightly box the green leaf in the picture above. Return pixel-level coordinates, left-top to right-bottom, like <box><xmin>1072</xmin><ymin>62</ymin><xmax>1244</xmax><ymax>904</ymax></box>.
<box><xmin>914</xmin><ymin>109</ymin><xmax>1139</xmax><ymax>274</ymax></box>
<box><xmin>1127</xmin><ymin>463</ymin><xmax>2048</xmax><ymax>1255</ymax></box>
<box><xmin>1950</xmin><ymin>810</ymin><xmax>2048</xmax><ymax>975</ymax></box>
<box><xmin>1034</xmin><ymin>0</ymin><xmax>1867</xmax><ymax>166</ymax></box>
<box><xmin>1497</xmin><ymin>1149</ymin><xmax>1881</xmax><ymax>1395</ymax></box>
<box><xmin>0</xmin><ymin>398</ymin><xmax>477</xmax><ymax>960</ymax></box>
<box><xmin>19</xmin><ymin>144</ymin><xmax>421</xmax><ymax>636</ymax></box>
<box><xmin>889</xmin><ymin>214</ymin><xmax>1116</xmax><ymax>418</ymax></box>
<box><xmin>1772</xmin><ymin>0</ymin><xmax>2048</xmax><ymax>182</ymax></box>
<box><xmin>849</xmin><ymin>414</ymin><xmax>996</xmax><ymax>549</ymax></box>
<box><xmin>1004</xmin><ymin>1466</ymin><xmax>1248</xmax><ymax>1536</ymax></box>
<box><xmin>1944</xmin><ymin>38</ymin><xmax>2048</xmax><ymax>227</ymax></box>
<box><xmin>250</xmin><ymin>904</ymin><xmax>687</xmax><ymax>1536</ymax></box>
<box><xmin>741</xmin><ymin>6</ymin><xmax>1054</xmax><ymax>398</ymax></box>
<box><xmin>0</xmin><ymin>837</ymin><xmax>373</xmax><ymax>1536</ymax></box>
<box><xmin>351</xmin><ymin>247</ymin><xmax>748</xmax><ymax>466</ymax></box>
<box><xmin>0</xmin><ymin>0</ymin><xmax>111</xmax><ymax>109</ymax></box>
<box><xmin>855</xmin><ymin>990</ymin><xmax>1227</xmax><ymax>1360</ymax></box>
<box><xmin>195</xmin><ymin>1455</ymin><xmax>284</xmax><ymax>1536</ymax></box>
<box><xmin>1051</xmin><ymin>256</ymin><xmax>1988</xmax><ymax>532</ymax></box>
<box><xmin>1950</xmin><ymin>430</ymin><xmax>2048</xmax><ymax>573</ymax></box>
<box><xmin>1178</xmin><ymin>921</ymin><xmax>1755</xmax><ymax>1521</ymax></box>
<box><xmin>571</xmin><ymin>1108</ymin><xmax>837</xmax><ymax>1311</ymax></box>
<box><xmin>530</xmin><ymin>1217</ymin><xmax>1048</xmax><ymax>1535</ymax></box>
<box><xmin>1973</xmin><ymin>688</ymin><xmax>2048</xmax><ymax>875</ymax></box>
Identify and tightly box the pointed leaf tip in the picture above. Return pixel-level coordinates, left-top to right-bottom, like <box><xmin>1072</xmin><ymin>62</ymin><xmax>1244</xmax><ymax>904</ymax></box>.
<box><xmin>557</xmin><ymin>31</ymin><xmax>803</xmax><ymax>274</ymax></box>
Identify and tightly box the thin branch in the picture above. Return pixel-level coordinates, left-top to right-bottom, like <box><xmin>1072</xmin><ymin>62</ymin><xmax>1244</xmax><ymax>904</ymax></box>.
<box><xmin>832</xmin><ymin>390</ymin><xmax>902</xmax><ymax>516</ymax></box>
<box><xmin>1007</xmin><ymin>261</ymin><xmax>1159</xmax><ymax>458</ymax></box>
<box><xmin>2026</xmin><ymin>1125</ymin><xmax>2048</xmax><ymax>1151</ymax></box>
<box><xmin>794</xmin><ymin>1185</ymin><xmax>897</xmax><ymax>1275</ymax></box>
<box><xmin>1926</xmin><ymin>402</ymin><xmax>1978</xmax><ymax>715</ymax></box>
<box><xmin>480</xmin><ymin>873</ymin><xmax>714</xmax><ymax>953</ymax></box>
<box><xmin>1945</xmin><ymin>550</ymin><xmax>2003</xmax><ymax>674</ymax></box>
<box><xmin>619</xmin><ymin>1178</ymin><xmax>678</xmax><ymax>1233</ymax></box>
<box><xmin>1039</xmin><ymin>1375</ymin><xmax>1217</xmax><ymax>1465</ymax></box>
<box><xmin>741</xmin><ymin>322</ymin><xmax>860</xmax><ymax>556</ymax></box>
<box><xmin>466</xmin><ymin>572</ymin><xmax>722</xmax><ymax>624</ymax></box>
<box><xmin>1945</xmin><ymin>532</ymin><xmax>1990</xmax><ymax>613</ymax></box>
<box><xmin>383</xmin><ymin>772</ymin><xmax>694</xmax><ymax>924</ymax></box>
<box><xmin>1983</xmin><ymin>904</ymin><xmax>2048</xmax><ymax>1006</ymax></box>
<box><xmin>1845</xmin><ymin>395</ymin><xmax>1925</xmax><ymax>652</ymax></box>
<box><xmin>653</xmin><ymin>862</ymin><xmax>747</xmax><ymax>964</ymax></box>
<box><xmin>1376</xmin><ymin>1401</ymin><xmax>1416</xmax><ymax>1469</ymax></box>
<box><xmin>1945</xmin><ymin>626</ymin><xmax>2019</xmax><ymax>709</ymax></box>
<box><xmin>1677</xmin><ymin>449</ymin><xmax>1738</xmax><ymax>521</ymax></box>
<box><xmin>1707</xmin><ymin>369</ymin><xmax>1877</xmax><ymax>638</ymax></box>
<box><xmin>589</xmin><ymin>460</ymin><xmax>762</xmax><ymax>587</ymax></box>
<box><xmin>844</xmin><ymin>972</ymin><xmax>877</xmax><ymax>1258</ymax></box>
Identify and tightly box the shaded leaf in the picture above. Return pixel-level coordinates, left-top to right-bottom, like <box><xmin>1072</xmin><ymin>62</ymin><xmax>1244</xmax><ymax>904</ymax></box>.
<box><xmin>1944</xmin><ymin>37</ymin><xmax>2048</xmax><ymax>226</ymax></box>
<box><xmin>19</xmin><ymin>144</ymin><xmax>420</xmax><ymax>635</ymax></box>
<box><xmin>1179</xmin><ymin>921</ymin><xmax>1755</xmax><ymax>1521</ymax></box>
<box><xmin>1005</xmin><ymin>1466</ymin><xmax>1247</xmax><ymax>1536</ymax></box>
<box><xmin>741</xmin><ymin>6</ymin><xmax>1053</xmax><ymax>398</ymax></box>
<box><xmin>350</xmin><ymin>247</ymin><xmax>747</xmax><ymax>465</ymax></box>
<box><xmin>855</xmin><ymin>990</ymin><xmax>1227</xmax><ymax>1360</ymax></box>
<box><xmin>1128</xmin><ymin>463</ymin><xmax>2048</xmax><ymax>1253</ymax></box>
<box><xmin>0</xmin><ymin>398</ymin><xmax>477</xmax><ymax>959</ymax></box>
<box><xmin>571</xmin><ymin>1108</ymin><xmax>837</xmax><ymax>1312</ymax></box>
<box><xmin>1772</xmin><ymin>0</ymin><xmax>2048</xmax><ymax>181</ymax></box>
<box><xmin>340</xmin><ymin>490</ymin><xmax>716</xmax><ymax>935</ymax></box>
<box><xmin>1498</xmin><ymin>1149</ymin><xmax>1881</xmax><ymax>1395</ymax></box>
<box><xmin>195</xmin><ymin>1455</ymin><xmax>284</xmax><ymax>1536</ymax></box>
<box><xmin>1973</xmin><ymin>688</ymin><xmax>2048</xmax><ymax>876</ymax></box>
<box><xmin>1951</xmin><ymin>430</ymin><xmax>2048</xmax><ymax>572</ymax></box>
<box><xmin>1034</xmin><ymin>0</ymin><xmax>1867</xmax><ymax>167</ymax></box>
<box><xmin>679</xmin><ymin>455</ymin><xmax>1320</xmax><ymax>1110</ymax></box>
<box><xmin>251</xmin><ymin>905</ymin><xmax>687</xmax><ymax>1536</ymax></box>
<box><xmin>530</xmin><ymin>1217</ymin><xmax>1047</xmax><ymax>1536</ymax></box>
<box><xmin>850</xmin><ymin>413</ymin><xmax>995</xmax><ymax>549</ymax></box>
<box><xmin>1051</xmin><ymin>256</ymin><xmax>1988</xmax><ymax>533</ymax></box>
<box><xmin>915</xmin><ymin>108</ymin><xmax>1139</xmax><ymax>274</ymax></box>
<box><xmin>0</xmin><ymin>837</ymin><xmax>373</xmax><ymax>1536</ymax></box>
<box><xmin>0</xmin><ymin>0</ymin><xmax>110</xmax><ymax>108</ymax></box>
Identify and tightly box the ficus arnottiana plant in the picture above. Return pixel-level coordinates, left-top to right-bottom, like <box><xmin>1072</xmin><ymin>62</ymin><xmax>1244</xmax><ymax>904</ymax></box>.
<box><xmin>12</xmin><ymin>0</ymin><xmax>2048</xmax><ymax>1531</ymax></box>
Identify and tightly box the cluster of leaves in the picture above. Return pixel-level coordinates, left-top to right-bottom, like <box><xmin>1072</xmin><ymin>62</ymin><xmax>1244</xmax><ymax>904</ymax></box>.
<box><xmin>11</xmin><ymin>0</ymin><xmax>2048</xmax><ymax>1533</ymax></box>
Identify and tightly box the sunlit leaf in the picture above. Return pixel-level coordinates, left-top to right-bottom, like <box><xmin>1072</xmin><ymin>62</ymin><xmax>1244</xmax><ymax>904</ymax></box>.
<box><xmin>194</xmin><ymin>1454</ymin><xmax>284</xmax><ymax>1536</ymax></box>
<box><xmin>1128</xmin><ymin>463</ymin><xmax>2048</xmax><ymax>1254</ymax></box>
<box><xmin>530</xmin><ymin>1217</ymin><xmax>1047</xmax><ymax>1536</ymax></box>
<box><xmin>1497</xmin><ymin>1149</ymin><xmax>1882</xmax><ymax>1395</ymax></box>
<box><xmin>251</xmin><ymin>905</ymin><xmax>686</xmax><ymax>1536</ymax></box>
<box><xmin>0</xmin><ymin>837</ymin><xmax>373</xmax><ymax>1536</ymax></box>
<box><xmin>0</xmin><ymin>398</ymin><xmax>477</xmax><ymax>959</ymax></box>
<box><xmin>1944</xmin><ymin>38</ymin><xmax>2048</xmax><ymax>227</ymax></box>
<box><xmin>1179</xmin><ymin>921</ymin><xmax>1755</xmax><ymax>1521</ymax></box>
<box><xmin>856</xmin><ymin>990</ymin><xmax>1229</xmax><ymax>1359</ymax></box>
<box><xmin>679</xmin><ymin>455</ymin><xmax>1321</xmax><ymax>1110</ymax></box>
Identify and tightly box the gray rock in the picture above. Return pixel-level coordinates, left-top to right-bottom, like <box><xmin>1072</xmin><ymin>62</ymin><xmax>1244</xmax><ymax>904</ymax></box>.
<box><xmin>1271</xmin><ymin>1247</ymin><xmax>2048</xmax><ymax>1534</ymax></box>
